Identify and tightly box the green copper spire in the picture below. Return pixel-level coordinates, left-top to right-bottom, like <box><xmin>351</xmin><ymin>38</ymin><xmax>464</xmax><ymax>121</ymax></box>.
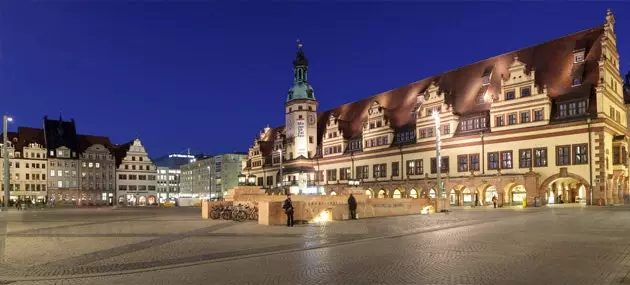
<box><xmin>287</xmin><ymin>39</ymin><xmax>315</xmax><ymax>103</ymax></box>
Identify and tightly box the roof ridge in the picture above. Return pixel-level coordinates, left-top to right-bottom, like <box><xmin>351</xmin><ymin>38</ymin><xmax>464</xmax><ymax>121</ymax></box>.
<box><xmin>321</xmin><ymin>24</ymin><xmax>606</xmax><ymax>114</ymax></box>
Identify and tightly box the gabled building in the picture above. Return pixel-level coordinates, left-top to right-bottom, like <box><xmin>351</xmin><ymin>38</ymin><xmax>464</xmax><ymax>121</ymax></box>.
<box><xmin>246</xmin><ymin>10</ymin><xmax>629</xmax><ymax>206</ymax></box>
<box><xmin>43</xmin><ymin>116</ymin><xmax>80</xmax><ymax>202</ymax></box>
<box><xmin>113</xmin><ymin>138</ymin><xmax>157</xmax><ymax>206</ymax></box>
<box><xmin>77</xmin><ymin>135</ymin><xmax>116</xmax><ymax>205</ymax></box>
<box><xmin>0</xmin><ymin>127</ymin><xmax>48</xmax><ymax>203</ymax></box>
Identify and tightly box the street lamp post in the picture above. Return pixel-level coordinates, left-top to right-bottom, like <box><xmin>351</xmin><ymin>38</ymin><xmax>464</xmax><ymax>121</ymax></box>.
<box><xmin>208</xmin><ymin>166</ymin><xmax>214</xmax><ymax>199</ymax></box>
<box><xmin>278</xmin><ymin>149</ymin><xmax>283</xmax><ymax>190</ymax></box>
<box><xmin>432</xmin><ymin>111</ymin><xmax>444</xmax><ymax>198</ymax></box>
<box><xmin>3</xmin><ymin>115</ymin><xmax>13</xmax><ymax>210</ymax></box>
<box><xmin>587</xmin><ymin>117</ymin><xmax>593</xmax><ymax>206</ymax></box>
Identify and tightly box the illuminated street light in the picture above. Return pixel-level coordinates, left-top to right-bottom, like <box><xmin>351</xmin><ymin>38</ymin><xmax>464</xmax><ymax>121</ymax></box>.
<box><xmin>432</xmin><ymin>110</ymin><xmax>444</xmax><ymax>198</ymax></box>
<box><xmin>278</xmin><ymin>149</ymin><xmax>283</xmax><ymax>188</ymax></box>
<box><xmin>3</xmin><ymin>115</ymin><xmax>14</xmax><ymax>210</ymax></box>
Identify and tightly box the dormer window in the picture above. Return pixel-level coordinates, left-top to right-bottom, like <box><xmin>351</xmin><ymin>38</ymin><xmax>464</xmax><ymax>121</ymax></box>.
<box><xmin>557</xmin><ymin>100</ymin><xmax>587</xmax><ymax>118</ymax></box>
<box><xmin>476</xmin><ymin>93</ymin><xmax>485</xmax><ymax>104</ymax></box>
<box><xmin>298</xmin><ymin>106</ymin><xmax>303</xmax><ymax>110</ymax></box>
<box><xmin>482</xmin><ymin>65</ymin><xmax>493</xmax><ymax>86</ymax></box>
<box><xmin>505</xmin><ymin>91</ymin><xmax>515</xmax><ymax>100</ymax></box>
<box><xmin>574</xmin><ymin>54</ymin><xmax>584</xmax><ymax>63</ymax></box>
<box><xmin>521</xmin><ymin>87</ymin><xmax>531</xmax><ymax>97</ymax></box>
<box><xmin>483</xmin><ymin>76</ymin><xmax>491</xmax><ymax>85</ymax></box>
<box><xmin>376</xmin><ymin>120</ymin><xmax>382</xmax><ymax>128</ymax></box>
<box><xmin>369</xmin><ymin>122</ymin><xmax>375</xmax><ymax>129</ymax></box>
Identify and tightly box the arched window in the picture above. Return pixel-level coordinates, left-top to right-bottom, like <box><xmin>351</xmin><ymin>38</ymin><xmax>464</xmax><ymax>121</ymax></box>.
<box><xmin>393</xmin><ymin>189</ymin><xmax>402</xmax><ymax>199</ymax></box>
<box><xmin>365</xmin><ymin>190</ymin><xmax>373</xmax><ymax>199</ymax></box>
<box><xmin>330</xmin><ymin>191</ymin><xmax>337</xmax><ymax>196</ymax></box>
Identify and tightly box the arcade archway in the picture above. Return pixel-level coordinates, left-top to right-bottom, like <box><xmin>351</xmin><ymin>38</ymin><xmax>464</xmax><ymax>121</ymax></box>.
<box><xmin>449</xmin><ymin>189</ymin><xmax>458</xmax><ymax>205</ymax></box>
<box><xmin>377</xmin><ymin>189</ymin><xmax>386</xmax><ymax>198</ymax></box>
<box><xmin>538</xmin><ymin>172</ymin><xmax>590</xmax><ymax>204</ymax></box>
<box><xmin>462</xmin><ymin>188</ymin><xmax>473</xmax><ymax>206</ymax></box>
<box><xmin>393</xmin><ymin>189</ymin><xmax>402</xmax><ymax>199</ymax></box>
<box><xmin>409</xmin><ymin>189</ymin><xmax>418</xmax><ymax>198</ymax></box>
<box><xmin>480</xmin><ymin>185</ymin><xmax>497</xmax><ymax>205</ymax></box>
<box><xmin>365</xmin><ymin>189</ymin><xmax>374</xmax><ymax>199</ymax></box>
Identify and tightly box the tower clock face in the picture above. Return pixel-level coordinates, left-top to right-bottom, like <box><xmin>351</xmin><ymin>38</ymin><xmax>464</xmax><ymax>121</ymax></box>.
<box><xmin>307</xmin><ymin>114</ymin><xmax>316</xmax><ymax>126</ymax></box>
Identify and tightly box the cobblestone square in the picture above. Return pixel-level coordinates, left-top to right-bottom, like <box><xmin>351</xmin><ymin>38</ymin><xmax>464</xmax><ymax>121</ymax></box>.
<box><xmin>1</xmin><ymin>206</ymin><xmax>630</xmax><ymax>284</ymax></box>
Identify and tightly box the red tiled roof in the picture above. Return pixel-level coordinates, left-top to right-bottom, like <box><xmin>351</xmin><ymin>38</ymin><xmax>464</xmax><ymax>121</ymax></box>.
<box><xmin>13</xmin><ymin>127</ymin><xmax>45</xmax><ymax>152</ymax></box>
<box><xmin>77</xmin><ymin>134</ymin><xmax>113</xmax><ymax>153</ymax></box>
<box><xmin>111</xmin><ymin>140</ymin><xmax>133</xmax><ymax>168</ymax></box>
<box><xmin>257</xmin><ymin>25</ymin><xmax>605</xmax><ymax>157</ymax></box>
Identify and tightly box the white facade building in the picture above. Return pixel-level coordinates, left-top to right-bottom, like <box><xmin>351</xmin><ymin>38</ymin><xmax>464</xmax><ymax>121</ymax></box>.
<box><xmin>114</xmin><ymin>138</ymin><xmax>157</xmax><ymax>206</ymax></box>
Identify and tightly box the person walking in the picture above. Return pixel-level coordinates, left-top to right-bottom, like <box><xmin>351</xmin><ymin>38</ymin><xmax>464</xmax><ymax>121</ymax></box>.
<box><xmin>282</xmin><ymin>194</ymin><xmax>294</xmax><ymax>227</ymax></box>
<box><xmin>347</xmin><ymin>194</ymin><xmax>357</xmax><ymax>219</ymax></box>
<box><xmin>492</xmin><ymin>195</ymin><xmax>498</xmax><ymax>208</ymax></box>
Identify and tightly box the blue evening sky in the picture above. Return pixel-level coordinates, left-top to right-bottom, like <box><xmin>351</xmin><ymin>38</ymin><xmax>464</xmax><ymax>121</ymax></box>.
<box><xmin>0</xmin><ymin>2</ymin><xmax>628</xmax><ymax>157</ymax></box>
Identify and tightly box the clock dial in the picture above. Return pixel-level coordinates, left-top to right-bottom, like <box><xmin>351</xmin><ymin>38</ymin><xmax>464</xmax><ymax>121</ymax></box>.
<box><xmin>307</xmin><ymin>114</ymin><xmax>316</xmax><ymax>126</ymax></box>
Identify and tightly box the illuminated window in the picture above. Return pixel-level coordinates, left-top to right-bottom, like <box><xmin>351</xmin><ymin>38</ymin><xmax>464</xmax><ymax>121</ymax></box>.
<box><xmin>508</xmin><ymin>114</ymin><xmax>517</xmax><ymax>125</ymax></box>
<box><xmin>573</xmin><ymin>144</ymin><xmax>588</xmax><ymax>164</ymax></box>
<box><xmin>520</xmin><ymin>111</ymin><xmax>530</xmax><ymax>123</ymax></box>
<box><xmin>519</xmin><ymin>149</ymin><xmax>532</xmax><ymax>168</ymax></box>
<box><xmin>500</xmin><ymin>151</ymin><xmax>513</xmax><ymax>169</ymax></box>
<box><xmin>556</xmin><ymin>145</ymin><xmax>570</xmax><ymax>166</ymax></box>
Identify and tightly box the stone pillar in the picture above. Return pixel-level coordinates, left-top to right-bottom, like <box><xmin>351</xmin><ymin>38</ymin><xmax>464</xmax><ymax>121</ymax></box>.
<box><xmin>612</xmin><ymin>178</ymin><xmax>620</xmax><ymax>204</ymax></box>
<box><xmin>523</xmin><ymin>171</ymin><xmax>539</xmax><ymax>207</ymax></box>
<box><xmin>624</xmin><ymin>177</ymin><xmax>629</xmax><ymax>204</ymax></box>
<box><xmin>606</xmin><ymin>175</ymin><xmax>614</xmax><ymax>205</ymax></box>
<box><xmin>201</xmin><ymin>200</ymin><xmax>209</xmax><ymax>219</ymax></box>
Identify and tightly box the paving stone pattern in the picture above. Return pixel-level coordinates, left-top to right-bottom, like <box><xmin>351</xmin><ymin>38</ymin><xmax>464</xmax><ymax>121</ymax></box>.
<box><xmin>3</xmin><ymin>206</ymin><xmax>630</xmax><ymax>284</ymax></box>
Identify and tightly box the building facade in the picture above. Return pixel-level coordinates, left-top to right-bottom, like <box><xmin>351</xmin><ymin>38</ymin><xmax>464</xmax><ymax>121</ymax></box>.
<box><xmin>78</xmin><ymin>135</ymin><xmax>116</xmax><ymax>205</ymax></box>
<box><xmin>44</xmin><ymin>116</ymin><xmax>80</xmax><ymax>203</ymax></box>
<box><xmin>0</xmin><ymin>127</ymin><xmax>48</xmax><ymax>203</ymax></box>
<box><xmin>180</xmin><ymin>153</ymin><xmax>246</xmax><ymax>200</ymax></box>
<box><xmin>246</xmin><ymin>10</ymin><xmax>630</xmax><ymax>206</ymax></box>
<box><xmin>113</xmin><ymin>138</ymin><xmax>157</xmax><ymax>206</ymax></box>
<box><xmin>153</xmin><ymin>153</ymin><xmax>204</xmax><ymax>202</ymax></box>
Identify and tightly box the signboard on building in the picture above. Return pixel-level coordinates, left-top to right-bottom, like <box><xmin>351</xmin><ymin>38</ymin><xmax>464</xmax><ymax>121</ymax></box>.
<box><xmin>296</xmin><ymin>118</ymin><xmax>307</xmax><ymax>156</ymax></box>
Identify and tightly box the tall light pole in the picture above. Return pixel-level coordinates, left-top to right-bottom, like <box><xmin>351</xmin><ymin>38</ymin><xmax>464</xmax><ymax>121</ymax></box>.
<box><xmin>432</xmin><ymin>111</ymin><xmax>444</xmax><ymax>198</ymax></box>
<box><xmin>207</xmin><ymin>166</ymin><xmax>211</xmax><ymax>200</ymax></box>
<box><xmin>278</xmin><ymin>149</ymin><xmax>283</xmax><ymax>191</ymax></box>
<box><xmin>587</xmin><ymin>117</ymin><xmax>593</xmax><ymax>206</ymax></box>
<box><xmin>3</xmin><ymin>115</ymin><xmax>13</xmax><ymax>210</ymax></box>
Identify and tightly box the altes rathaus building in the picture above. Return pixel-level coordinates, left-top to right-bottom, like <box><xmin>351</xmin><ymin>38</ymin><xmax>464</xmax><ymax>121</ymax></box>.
<box><xmin>245</xmin><ymin>10</ymin><xmax>630</xmax><ymax>207</ymax></box>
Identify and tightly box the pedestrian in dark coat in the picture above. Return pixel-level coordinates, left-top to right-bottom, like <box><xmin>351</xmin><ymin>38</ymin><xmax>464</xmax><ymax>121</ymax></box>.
<box><xmin>348</xmin><ymin>194</ymin><xmax>357</xmax><ymax>219</ymax></box>
<box><xmin>282</xmin><ymin>194</ymin><xmax>294</xmax><ymax>227</ymax></box>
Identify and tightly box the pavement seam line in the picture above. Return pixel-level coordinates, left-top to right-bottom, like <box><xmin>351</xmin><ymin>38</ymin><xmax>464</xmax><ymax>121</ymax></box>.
<box><xmin>0</xmin><ymin>218</ymin><xmax>496</xmax><ymax>282</ymax></box>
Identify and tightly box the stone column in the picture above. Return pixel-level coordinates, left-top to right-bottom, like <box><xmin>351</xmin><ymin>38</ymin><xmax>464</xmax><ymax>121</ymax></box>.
<box><xmin>523</xmin><ymin>170</ymin><xmax>539</xmax><ymax>207</ymax></box>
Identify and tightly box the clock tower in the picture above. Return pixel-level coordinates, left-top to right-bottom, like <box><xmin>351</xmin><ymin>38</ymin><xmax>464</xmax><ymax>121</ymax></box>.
<box><xmin>285</xmin><ymin>40</ymin><xmax>318</xmax><ymax>159</ymax></box>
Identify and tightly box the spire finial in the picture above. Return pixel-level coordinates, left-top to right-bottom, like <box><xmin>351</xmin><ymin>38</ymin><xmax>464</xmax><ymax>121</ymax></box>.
<box><xmin>297</xmin><ymin>38</ymin><xmax>303</xmax><ymax>49</ymax></box>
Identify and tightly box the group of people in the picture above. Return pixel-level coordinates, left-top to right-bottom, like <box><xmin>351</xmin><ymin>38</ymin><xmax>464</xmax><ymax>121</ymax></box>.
<box><xmin>281</xmin><ymin>193</ymin><xmax>358</xmax><ymax>227</ymax></box>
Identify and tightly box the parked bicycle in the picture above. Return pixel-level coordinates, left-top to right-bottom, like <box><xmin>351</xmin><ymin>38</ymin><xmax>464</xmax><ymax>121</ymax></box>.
<box><xmin>209</xmin><ymin>203</ymin><xmax>257</xmax><ymax>222</ymax></box>
<box><xmin>245</xmin><ymin>205</ymin><xmax>259</xmax><ymax>221</ymax></box>
<box><xmin>210</xmin><ymin>205</ymin><xmax>224</xmax><ymax>220</ymax></box>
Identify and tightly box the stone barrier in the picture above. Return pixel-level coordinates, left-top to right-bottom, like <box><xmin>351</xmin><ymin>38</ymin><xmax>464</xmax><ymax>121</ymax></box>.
<box><xmin>201</xmin><ymin>186</ymin><xmax>450</xmax><ymax>225</ymax></box>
